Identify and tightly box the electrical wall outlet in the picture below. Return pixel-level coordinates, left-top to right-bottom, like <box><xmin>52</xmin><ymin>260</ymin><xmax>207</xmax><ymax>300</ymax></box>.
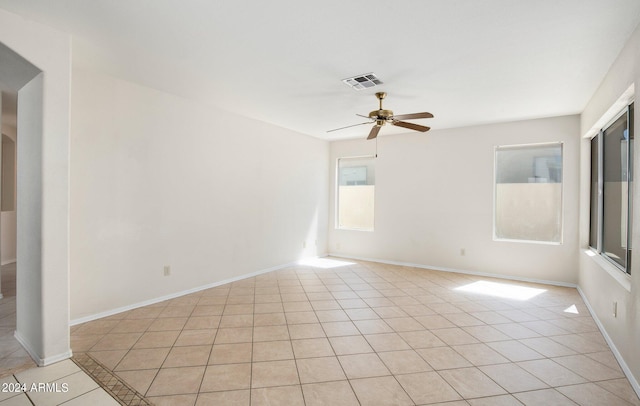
<box><xmin>164</xmin><ymin>265</ymin><xmax>171</xmax><ymax>276</ymax></box>
<box><xmin>303</xmin><ymin>241</ymin><xmax>307</xmax><ymax>249</ymax></box>
<box><xmin>460</xmin><ymin>248</ymin><xmax>465</xmax><ymax>256</ymax></box>
<box><xmin>613</xmin><ymin>301</ymin><xmax>618</xmax><ymax>318</ymax></box>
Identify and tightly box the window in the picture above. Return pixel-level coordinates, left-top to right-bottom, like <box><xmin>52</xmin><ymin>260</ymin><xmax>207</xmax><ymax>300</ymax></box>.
<box><xmin>590</xmin><ymin>102</ymin><xmax>634</xmax><ymax>275</ymax></box>
<box><xmin>494</xmin><ymin>142</ymin><xmax>563</xmax><ymax>243</ymax></box>
<box><xmin>337</xmin><ymin>157</ymin><xmax>375</xmax><ymax>231</ymax></box>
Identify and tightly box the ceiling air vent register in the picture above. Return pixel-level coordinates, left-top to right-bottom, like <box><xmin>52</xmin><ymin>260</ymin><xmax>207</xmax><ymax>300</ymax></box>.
<box><xmin>342</xmin><ymin>73</ymin><xmax>383</xmax><ymax>90</ymax></box>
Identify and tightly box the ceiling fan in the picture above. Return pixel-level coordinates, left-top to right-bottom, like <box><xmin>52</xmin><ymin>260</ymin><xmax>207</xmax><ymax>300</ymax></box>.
<box><xmin>327</xmin><ymin>92</ymin><xmax>433</xmax><ymax>140</ymax></box>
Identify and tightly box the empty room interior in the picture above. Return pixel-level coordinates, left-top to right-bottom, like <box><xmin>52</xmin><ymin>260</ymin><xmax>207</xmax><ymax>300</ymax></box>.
<box><xmin>1</xmin><ymin>1</ymin><xmax>640</xmax><ymax>405</ymax></box>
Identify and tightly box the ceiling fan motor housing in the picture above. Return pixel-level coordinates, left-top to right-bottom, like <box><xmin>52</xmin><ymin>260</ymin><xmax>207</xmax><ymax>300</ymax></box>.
<box><xmin>370</xmin><ymin>92</ymin><xmax>392</xmax><ymax>124</ymax></box>
<box><xmin>369</xmin><ymin>109</ymin><xmax>394</xmax><ymax>123</ymax></box>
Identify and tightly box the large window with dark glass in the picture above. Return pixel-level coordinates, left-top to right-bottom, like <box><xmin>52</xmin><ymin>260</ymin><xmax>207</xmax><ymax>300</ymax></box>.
<box><xmin>590</xmin><ymin>103</ymin><xmax>634</xmax><ymax>275</ymax></box>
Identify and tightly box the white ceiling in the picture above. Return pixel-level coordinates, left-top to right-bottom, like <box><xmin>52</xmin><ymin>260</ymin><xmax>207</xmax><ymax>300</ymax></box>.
<box><xmin>1</xmin><ymin>0</ymin><xmax>639</xmax><ymax>140</ymax></box>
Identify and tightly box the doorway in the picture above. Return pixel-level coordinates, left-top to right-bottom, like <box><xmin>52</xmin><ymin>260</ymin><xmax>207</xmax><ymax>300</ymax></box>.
<box><xmin>0</xmin><ymin>89</ymin><xmax>30</xmax><ymax>375</ymax></box>
<box><xmin>0</xmin><ymin>10</ymin><xmax>72</xmax><ymax>367</ymax></box>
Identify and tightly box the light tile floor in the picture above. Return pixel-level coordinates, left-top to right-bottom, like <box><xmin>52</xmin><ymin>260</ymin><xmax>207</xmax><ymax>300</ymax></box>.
<box><xmin>0</xmin><ymin>263</ymin><xmax>36</xmax><ymax>377</ymax></box>
<box><xmin>66</xmin><ymin>257</ymin><xmax>640</xmax><ymax>405</ymax></box>
<box><xmin>0</xmin><ymin>264</ymin><xmax>120</xmax><ymax>405</ymax></box>
<box><xmin>0</xmin><ymin>360</ymin><xmax>119</xmax><ymax>406</ymax></box>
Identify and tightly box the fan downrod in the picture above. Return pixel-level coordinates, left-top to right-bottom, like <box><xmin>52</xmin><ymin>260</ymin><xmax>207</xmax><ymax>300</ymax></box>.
<box><xmin>370</xmin><ymin>92</ymin><xmax>393</xmax><ymax>124</ymax></box>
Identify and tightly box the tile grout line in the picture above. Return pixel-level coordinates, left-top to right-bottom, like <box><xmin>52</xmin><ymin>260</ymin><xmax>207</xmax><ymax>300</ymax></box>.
<box><xmin>266</xmin><ymin>268</ymin><xmax>328</xmax><ymax>402</ymax></box>
<box><xmin>165</xmin><ymin>289</ymin><xmax>217</xmax><ymax>399</ymax></box>
<box><xmin>249</xmin><ymin>279</ymin><xmax>257</xmax><ymax>406</ymax></box>
<box><xmin>115</xmin><ymin>300</ymin><xmax>170</xmax><ymax>399</ymax></box>
<box><xmin>331</xmin><ymin>264</ymin><xmax>386</xmax><ymax>406</ymax></box>
<box><xmin>189</xmin><ymin>282</ymin><xmax>227</xmax><ymax>404</ymax></box>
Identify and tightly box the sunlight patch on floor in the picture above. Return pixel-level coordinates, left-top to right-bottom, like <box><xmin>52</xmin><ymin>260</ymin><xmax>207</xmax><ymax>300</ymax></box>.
<box><xmin>454</xmin><ymin>280</ymin><xmax>546</xmax><ymax>301</ymax></box>
<box><xmin>564</xmin><ymin>304</ymin><xmax>579</xmax><ymax>314</ymax></box>
<box><xmin>298</xmin><ymin>257</ymin><xmax>355</xmax><ymax>269</ymax></box>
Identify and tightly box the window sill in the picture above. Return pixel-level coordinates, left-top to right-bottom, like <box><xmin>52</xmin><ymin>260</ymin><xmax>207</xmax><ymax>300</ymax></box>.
<box><xmin>583</xmin><ymin>249</ymin><xmax>631</xmax><ymax>292</ymax></box>
<box><xmin>494</xmin><ymin>238</ymin><xmax>562</xmax><ymax>246</ymax></box>
<box><xmin>336</xmin><ymin>227</ymin><xmax>374</xmax><ymax>232</ymax></box>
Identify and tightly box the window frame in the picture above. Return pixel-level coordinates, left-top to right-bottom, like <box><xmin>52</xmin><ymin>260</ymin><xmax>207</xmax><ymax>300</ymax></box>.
<box><xmin>335</xmin><ymin>155</ymin><xmax>376</xmax><ymax>232</ymax></box>
<box><xmin>492</xmin><ymin>141</ymin><xmax>564</xmax><ymax>245</ymax></box>
<box><xmin>589</xmin><ymin>102</ymin><xmax>634</xmax><ymax>275</ymax></box>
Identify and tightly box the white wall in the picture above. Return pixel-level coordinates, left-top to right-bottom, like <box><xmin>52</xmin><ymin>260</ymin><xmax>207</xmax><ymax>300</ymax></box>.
<box><xmin>579</xmin><ymin>22</ymin><xmax>640</xmax><ymax>392</ymax></box>
<box><xmin>0</xmin><ymin>8</ymin><xmax>72</xmax><ymax>365</ymax></box>
<box><xmin>70</xmin><ymin>68</ymin><xmax>329</xmax><ymax>320</ymax></box>
<box><xmin>329</xmin><ymin>115</ymin><xmax>580</xmax><ymax>285</ymax></box>
<box><xmin>16</xmin><ymin>73</ymin><xmax>46</xmax><ymax>358</ymax></box>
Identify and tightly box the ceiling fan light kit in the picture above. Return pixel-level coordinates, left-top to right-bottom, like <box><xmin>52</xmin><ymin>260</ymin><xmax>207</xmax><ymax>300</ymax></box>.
<box><xmin>328</xmin><ymin>92</ymin><xmax>433</xmax><ymax>140</ymax></box>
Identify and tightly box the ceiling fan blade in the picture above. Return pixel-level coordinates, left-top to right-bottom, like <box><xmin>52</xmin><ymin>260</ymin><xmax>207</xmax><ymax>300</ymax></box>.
<box><xmin>367</xmin><ymin>125</ymin><xmax>381</xmax><ymax>140</ymax></box>
<box><xmin>392</xmin><ymin>120</ymin><xmax>431</xmax><ymax>132</ymax></box>
<box><xmin>392</xmin><ymin>112</ymin><xmax>434</xmax><ymax>120</ymax></box>
<box><xmin>327</xmin><ymin>121</ymin><xmax>373</xmax><ymax>133</ymax></box>
<box><xmin>356</xmin><ymin>113</ymin><xmax>374</xmax><ymax>120</ymax></box>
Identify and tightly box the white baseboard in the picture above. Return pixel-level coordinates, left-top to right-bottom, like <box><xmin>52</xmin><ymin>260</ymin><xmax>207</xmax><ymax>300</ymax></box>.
<box><xmin>329</xmin><ymin>253</ymin><xmax>577</xmax><ymax>288</ymax></box>
<box><xmin>66</xmin><ymin>251</ymin><xmax>638</xmax><ymax>399</ymax></box>
<box><xmin>14</xmin><ymin>330</ymin><xmax>73</xmax><ymax>367</ymax></box>
<box><xmin>577</xmin><ymin>286</ymin><xmax>640</xmax><ymax>399</ymax></box>
<box><xmin>70</xmin><ymin>255</ymin><xmax>327</xmax><ymax>326</ymax></box>
<box><xmin>40</xmin><ymin>350</ymin><xmax>74</xmax><ymax>367</ymax></box>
